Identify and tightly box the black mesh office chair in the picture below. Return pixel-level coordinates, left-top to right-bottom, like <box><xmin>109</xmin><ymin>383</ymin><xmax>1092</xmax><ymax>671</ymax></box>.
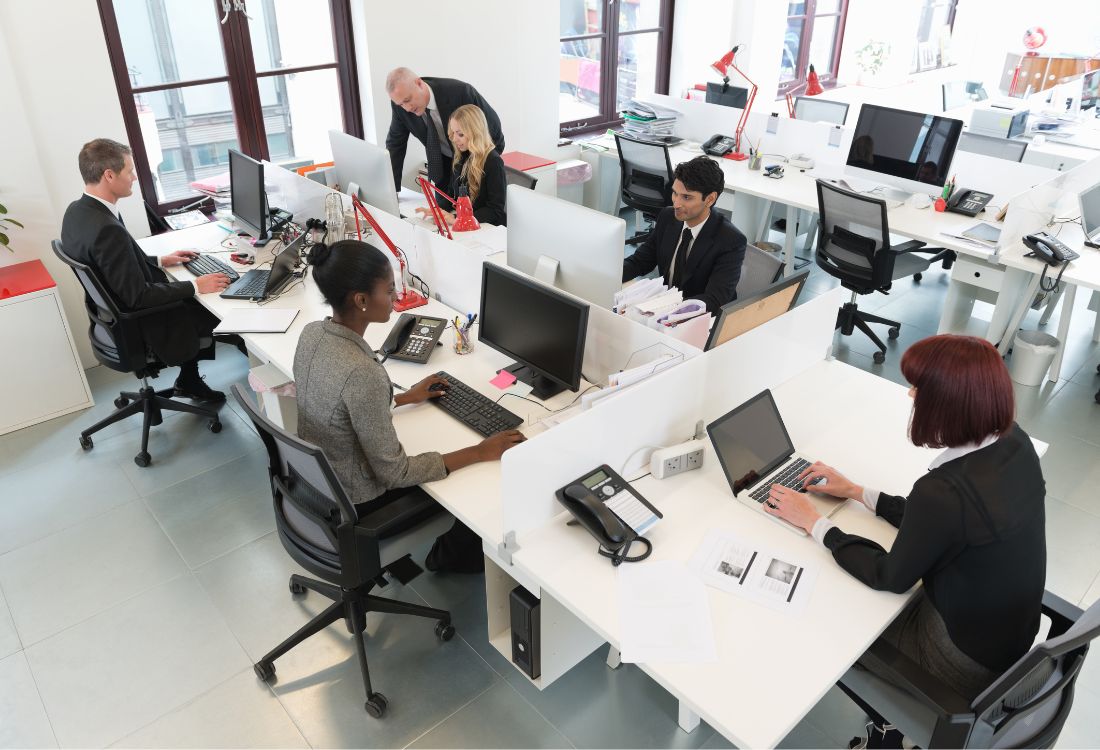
<box><xmin>231</xmin><ymin>385</ymin><xmax>455</xmax><ymax>719</ymax></box>
<box><xmin>839</xmin><ymin>591</ymin><xmax>1100</xmax><ymax>748</ymax></box>
<box><xmin>815</xmin><ymin>181</ymin><xmax>956</xmax><ymax>364</ymax></box>
<box><xmin>52</xmin><ymin>239</ymin><xmax>221</xmax><ymax>467</ymax></box>
<box><xmin>504</xmin><ymin>165</ymin><xmax>539</xmax><ymax>191</ymax></box>
<box><xmin>614</xmin><ymin>132</ymin><xmax>674</xmax><ymax>246</ymax></box>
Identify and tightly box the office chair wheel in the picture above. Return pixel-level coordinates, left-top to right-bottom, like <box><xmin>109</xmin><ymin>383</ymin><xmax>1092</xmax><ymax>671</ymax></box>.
<box><xmin>1096</xmin><ymin>364</ymin><xmax>1100</xmax><ymax>374</ymax></box>
<box><xmin>254</xmin><ymin>661</ymin><xmax>276</xmax><ymax>682</ymax></box>
<box><xmin>208</xmin><ymin>419</ymin><xmax>222</xmax><ymax>433</ymax></box>
<box><xmin>913</xmin><ymin>273</ymin><xmax>922</xmax><ymax>283</ymax></box>
<box><xmin>364</xmin><ymin>692</ymin><xmax>388</xmax><ymax>718</ymax></box>
<box><xmin>887</xmin><ymin>326</ymin><xmax>900</xmax><ymax>339</ymax></box>
<box><xmin>873</xmin><ymin>351</ymin><xmax>886</xmax><ymax>365</ymax></box>
<box><xmin>79</xmin><ymin>435</ymin><xmax>93</xmax><ymax>451</ymax></box>
<box><xmin>113</xmin><ymin>396</ymin><xmax>129</xmax><ymax>409</ymax></box>
<box><xmin>134</xmin><ymin>451</ymin><xmax>151</xmax><ymax>468</ymax></box>
<box><xmin>435</xmin><ymin>620</ymin><xmax>455</xmax><ymax>641</ymax></box>
<box><xmin>289</xmin><ymin>580</ymin><xmax>308</xmax><ymax>595</ymax></box>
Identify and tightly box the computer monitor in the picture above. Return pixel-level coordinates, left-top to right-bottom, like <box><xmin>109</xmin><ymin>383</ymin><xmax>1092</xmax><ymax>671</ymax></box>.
<box><xmin>1081</xmin><ymin>70</ymin><xmax>1100</xmax><ymax>111</ymax></box>
<box><xmin>1080</xmin><ymin>180</ymin><xmax>1100</xmax><ymax>244</ymax></box>
<box><xmin>328</xmin><ymin>130</ymin><xmax>400</xmax><ymax>217</ymax></box>
<box><xmin>704</xmin><ymin>270</ymin><xmax>809</xmax><ymax>351</ymax></box>
<box><xmin>506</xmin><ymin>185</ymin><xmax>625</xmax><ymax>308</ymax></box>
<box><xmin>229</xmin><ymin>149</ymin><xmax>270</xmax><ymax>243</ymax></box>
<box><xmin>706</xmin><ymin>82</ymin><xmax>748</xmax><ymax>109</ymax></box>
<box><xmin>478</xmin><ymin>262</ymin><xmax>589</xmax><ymax>400</ymax></box>
<box><xmin>793</xmin><ymin>96</ymin><xmax>849</xmax><ymax>125</ymax></box>
<box><xmin>845</xmin><ymin>104</ymin><xmax>963</xmax><ymax>200</ymax></box>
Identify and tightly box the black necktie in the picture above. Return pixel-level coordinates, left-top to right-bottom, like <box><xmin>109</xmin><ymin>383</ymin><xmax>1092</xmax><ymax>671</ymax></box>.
<box><xmin>670</xmin><ymin>227</ymin><xmax>693</xmax><ymax>289</ymax></box>
<box><xmin>117</xmin><ymin>213</ymin><xmax>126</xmax><ymax>229</ymax></box>
<box><xmin>422</xmin><ymin>111</ymin><xmax>446</xmax><ymax>191</ymax></box>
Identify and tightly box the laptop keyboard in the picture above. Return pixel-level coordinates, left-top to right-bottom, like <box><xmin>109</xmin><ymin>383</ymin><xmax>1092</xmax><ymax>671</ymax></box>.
<box><xmin>749</xmin><ymin>457</ymin><xmax>812</xmax><ymax>503</ymax></box>
<box><xmin>183</xmin><ymin>254</ymin><xmax>239</xmax><ymax>281</ymax></box>
<box><xmin>230</xmin><ymin>270</ymin><xmax>270</xmax><ymax>298</ymax></box>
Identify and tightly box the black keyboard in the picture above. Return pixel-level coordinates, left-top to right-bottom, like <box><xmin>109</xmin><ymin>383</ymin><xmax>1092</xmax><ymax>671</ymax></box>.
<box><xmin>430</xmin><ymin>371</ymin><xmax>524</xmax><ymax>437</ymax></box>
<box><xmin>749</xmin><ymin>457</ymin><xmax>815</xmax><ymax>503</ymax></box>
<box><xmin>183</xmin><ymin>254</ymin><xmax>239</xmax><ymax>281</ymax></box>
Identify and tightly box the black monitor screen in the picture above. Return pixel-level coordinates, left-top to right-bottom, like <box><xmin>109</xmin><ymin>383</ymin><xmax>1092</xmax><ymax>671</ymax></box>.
<box><xmin>846</xmin><ymin>104</ymin><xmax>963</xmax><ymax>188</ymax></box>
<box><xmin>479</xmin><ymin>263</ymin><xmax>589</xmax><ymax>393</ymax></box>
<box><xmin>229</xmin><ymin>149</ymin><xmax>267</xmax><ymax>238</ymax></box>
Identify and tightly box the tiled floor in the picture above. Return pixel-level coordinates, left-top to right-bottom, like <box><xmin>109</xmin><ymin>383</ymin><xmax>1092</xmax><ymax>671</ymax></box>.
<box><xmin>1</xmin><ymin>257</ymin><xmax>1099</xmax><ymax>749</ymax></box>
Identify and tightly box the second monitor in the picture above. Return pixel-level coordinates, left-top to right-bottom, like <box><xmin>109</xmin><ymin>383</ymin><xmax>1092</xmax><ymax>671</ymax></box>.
<box><xmin>328</xmin><ymin>130</ymin><xmax>400</xmax><ymax>216</ymax></box>
<box><xmin>479</xmin><ymin>263</ymin><xmax>589</xmax><ymax>400</ymax></box>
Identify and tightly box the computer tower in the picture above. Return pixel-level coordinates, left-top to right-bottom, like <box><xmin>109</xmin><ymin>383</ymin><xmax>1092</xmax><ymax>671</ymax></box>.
<box><xmin>510</xmin><ymin>586</ymin><xmax>541</xmax><ymax>680</ymax></box>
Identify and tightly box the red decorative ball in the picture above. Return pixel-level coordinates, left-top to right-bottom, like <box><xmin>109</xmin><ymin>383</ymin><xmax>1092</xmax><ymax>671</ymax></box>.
<box><xmin>1023</xmin><ymin>27</ymin><xmax>1047</xmax><ymax>50</ymax></box>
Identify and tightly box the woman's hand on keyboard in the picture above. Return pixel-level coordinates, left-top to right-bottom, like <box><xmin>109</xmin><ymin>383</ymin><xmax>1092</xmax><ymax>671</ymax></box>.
<box><xmin>476</xmin><ymin>430</ymin><xmax>525</xmax><ymax>461</ymax></box>
<box><xmin>398</xmin><ymin>375</ymin><xmax>449</xmax><ymax>405</ymax></box>
<box><xmin>762</xmin><ymin>485</ymin><xmax>821</xmax><ymax>534</ymax></box>
<box><xmin>797</xmin><ymin>462</ymin><xmax>860</xmax><ymax>501</ymax></box>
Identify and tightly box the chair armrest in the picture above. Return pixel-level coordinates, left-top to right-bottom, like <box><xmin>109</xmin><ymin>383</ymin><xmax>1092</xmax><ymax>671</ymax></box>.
<box><xmin>115</xmin><ymin>299</ymin><xmax>187</xmax><ymax>321</ymax></box>
<box><xmin>1042</xmin><ymin>589</ymin><xmax>1083</xmax><ymax>638</ymax></box>
<box><xmin>889</xmin><ymin>240</ymin><xmax>928</xmax><ymax>255</ymax></box>
<box><xmin>858</xmin><ymin>636</ymin><xmax>975</xmax><ymax>717</ymax></box>
<box><xmin>356</xmin><ymin>491</ymin><xmax>439</xmax><ymax>537</ymax></box>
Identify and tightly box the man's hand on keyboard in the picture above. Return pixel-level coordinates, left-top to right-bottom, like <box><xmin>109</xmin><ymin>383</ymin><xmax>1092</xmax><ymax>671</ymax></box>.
<box><xmin>195</xmin><ymin>273</ymin><xmax>231</xmax><ymax>294</ymax></box>
<box><xmin>161</xmin><ymin>249</ymin><xmax>200</xmax><ymax>267</ymax></box>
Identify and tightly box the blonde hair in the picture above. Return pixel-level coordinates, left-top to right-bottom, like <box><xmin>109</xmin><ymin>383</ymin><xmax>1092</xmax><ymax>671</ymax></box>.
<box><xmin>449</xmin><ymin>105</ymin><xmax>495</xmax><ymax>202</ymax></box>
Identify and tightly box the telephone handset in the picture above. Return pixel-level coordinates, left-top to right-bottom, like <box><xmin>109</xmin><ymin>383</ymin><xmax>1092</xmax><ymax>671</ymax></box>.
<box><xmin>554</xmin><ymin>465</ymin><xmax>661</xmax><ymax>565</ymax></box>
<box><xmin>703</xmin><ymin>134</ymin><xmax>736</xmax><ymax>157</ymax></box>
<box><xmin>945</xmin><ymin>188</ymin><xmax>994</xmax><ymax>217</ymax></box>
<box><xmin>381</xmin><ymin>313</ymin><xmax>447</xmax><ymax>364</ymax></box>
<box><xmin>1023</xmin><ymin>232</ymin><xmax>1079</xmax><ymax>266</ymax></box>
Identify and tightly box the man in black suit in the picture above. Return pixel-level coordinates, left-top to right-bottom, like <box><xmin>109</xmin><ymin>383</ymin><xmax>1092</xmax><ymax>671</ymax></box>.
<box><xmin>61</xmin><ymin>138</ymin><xmax>233</xmax><ymax>402</ymax></box>
<box><xmin>384</xmin><ymin>67</ymin><xmax>505</xmax><ymax>205</ymax></box>
<box><xmin>622</xmin><ymin>156</ymin><xmax>747</xmax><ymax>315</ymax></box>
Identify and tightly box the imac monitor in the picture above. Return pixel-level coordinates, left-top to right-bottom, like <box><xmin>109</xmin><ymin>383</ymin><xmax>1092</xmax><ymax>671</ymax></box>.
<box><xmin>328</xmin><ymin>130</ymin><xmax>400</xmax><ymax>217</ymax></box>
<box><xmin>1082</xmin><ymin>70</ymin><xmax>1100</xmax><ymax>112</ymax></box>
<box><xmin>478</xmin><ymin>263</ymin><xmax>589</xmax><ymax>400</ymax></box>
<box><xmin>845</xmin><ymin>104</ymin><xmax>963</xmax><ymax>200</ymax></box>
<box><xmin>793</xmin><ymin>96</ymin><xmax>849</xmax><ymax>125</ymax></box>
<box><xmin>705</xmin><ymin>270</ymin><xmax>809</xmax><ymax>351</ymax></box>
<box><xmin>706</xmin><ymin>82</ymin><xmax>749</xmax><ymax>109</ymax></box>
<box><xmin>229</xmin><ymin>149</ymin><xmax>270</xmax><ymax>242</ymax></box>
<box><xmin>506</xmin><ymin>185</ymin><xmax>625</xmax><ymax>308</ymax></box>
<box><xmin>1080</xmin><ymin>180</ymin><xmax>1100</xmax><ymax>245</ymax></box>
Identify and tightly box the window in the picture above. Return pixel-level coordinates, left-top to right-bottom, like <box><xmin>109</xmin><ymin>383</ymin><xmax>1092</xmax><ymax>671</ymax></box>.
<box><xmin>559</xmin><ymin>0</ymin><xmax>674</xmax><ymax>135</ymax></box>
<box><xmin>777</xmin><ymin>0</ymin><xmax>849</xmax><ymax>98</ymax></box>
<box><xmin>911</xmin><ymin>0</ymin><xmax>958</xmax><ymax>73</ymax></box>
<box><xmin>97</xmin><ymin>0</ymin><xmax>362</xmax><ymax>214</ymax></box>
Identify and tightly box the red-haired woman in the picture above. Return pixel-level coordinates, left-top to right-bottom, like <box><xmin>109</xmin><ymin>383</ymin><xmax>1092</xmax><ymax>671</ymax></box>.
<box><xmin>765</xmin><ymin>334</ymin><xmax>1045</xmax><ymax>702</ymax></box>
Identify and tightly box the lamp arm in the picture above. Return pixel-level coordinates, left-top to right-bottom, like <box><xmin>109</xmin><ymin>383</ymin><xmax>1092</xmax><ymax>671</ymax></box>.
<box><xmin>730</xmin><ymin>61</ymin><xmax>758</xmax><ymax>155</ymax></box>
<box><xmin>416</xmin><ymin>176</ymin><xmax>454</xmax><ymax>240</ymax></box>
<box><xmin>350</xmin><ymin>195</ymin><xmax>407</xmax><ymax>294</ymax></box>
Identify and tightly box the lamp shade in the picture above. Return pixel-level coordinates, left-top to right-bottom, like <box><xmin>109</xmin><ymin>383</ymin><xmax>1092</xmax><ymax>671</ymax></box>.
<box><xmin>451</xmin><ymin>195</ymin><xmax>480</xmax><ymax>232</ymax></box>
<box><xmin>711</xmin><ymin>49</ymin><xmax>735</xmax><ymax>79</ymax></box>
<box><xmin>805</xmin><ymin>64</ymin><xmax>824</xmax><ymax>96</ymax></box>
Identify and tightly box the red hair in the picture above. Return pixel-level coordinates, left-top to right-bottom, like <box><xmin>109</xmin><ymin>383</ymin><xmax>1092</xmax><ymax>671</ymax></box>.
<box><xmin>900</xmin><ymin>335</ymin><xmax>1014</xmax><ymax>449</ymax></box>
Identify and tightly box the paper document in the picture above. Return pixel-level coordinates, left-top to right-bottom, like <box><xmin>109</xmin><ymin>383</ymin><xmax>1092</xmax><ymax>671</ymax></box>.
<box><xmin>689</xmin><ymin>529</ymin><xmax>818</xmax><ymax>615</ymax></box>
<box><xmin>212</xmin><ymin>308</ymin><xmax>299</xmax><ymax>334</ymax></box>
<box><xmin>619</xmin><ymin>560</ymin><xmax>717</xmax><ymax>664</ymax></box>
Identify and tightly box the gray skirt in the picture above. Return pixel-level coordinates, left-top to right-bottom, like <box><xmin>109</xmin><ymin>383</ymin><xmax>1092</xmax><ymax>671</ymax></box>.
<box><xmin>881</xmin><ymin>593</ymin><xmax>1000</xmax><ymax>702</ymax></box>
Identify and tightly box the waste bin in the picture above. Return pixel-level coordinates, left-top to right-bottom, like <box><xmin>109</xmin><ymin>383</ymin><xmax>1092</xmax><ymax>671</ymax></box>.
<box><xmin>1008</xmin><ymin>330</ymin><xmax>1059</xmax><ymax>386</ymax></box>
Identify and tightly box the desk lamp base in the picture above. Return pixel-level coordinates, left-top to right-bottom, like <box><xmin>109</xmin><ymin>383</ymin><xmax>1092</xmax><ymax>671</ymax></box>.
<box><xmin>394</xmin><ymin>290</ymin><xmax>429</xmax><ymax>311</ymax></box>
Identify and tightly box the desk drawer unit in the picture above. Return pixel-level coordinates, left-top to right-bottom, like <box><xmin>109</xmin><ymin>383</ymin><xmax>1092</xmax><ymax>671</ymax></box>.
<box><xmin>951</xmin><ymin>255</ymin><xmax>1005</xmax><ymax>297</ymax></box>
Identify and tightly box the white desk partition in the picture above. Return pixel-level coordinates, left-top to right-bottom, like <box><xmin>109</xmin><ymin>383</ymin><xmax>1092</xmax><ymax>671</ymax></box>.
<box><xmin>581</xmin><ymin>305</ymin><xmax>701</xmax><ymax>386</ymax></box>
<box><xmin>263</xmin><ymin>161</ymin><xmax>343</xmax><ymax>223</ymax></box>
<box><xmin>500</xmin><ymin>286</ymin><xmax>845</xmax><ymax>542</ymax></box>
<box><xmin>412</xmin><ymin>226</ymin><xmax>485</xmax><ymax>316</ymax></box>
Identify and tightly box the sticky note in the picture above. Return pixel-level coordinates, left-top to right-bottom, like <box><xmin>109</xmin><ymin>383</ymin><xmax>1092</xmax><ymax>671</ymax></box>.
<box><xmin>490</xmin><ymin>370</ymin><xmax>517</xmax><ymax>389</ymax></box>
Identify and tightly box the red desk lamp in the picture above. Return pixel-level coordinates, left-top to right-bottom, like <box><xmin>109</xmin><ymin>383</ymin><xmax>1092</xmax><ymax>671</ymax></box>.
<box><xmin>710</xmin><ymin>45</ymin><xmax>757</xmax><ymax>161</ymax></box>
<box><xmin>350</xmin><ymin>195</ymin><xmax>428</xmax><ymax>312</ymax></box>
<box><xmin>786</xmin><ymin>63</ymin><xmax>825</xmax><ymax>117</ymax></box>
<box><xmin>416</xmin><ymin>176</ymin><xmax>481</xmax><ymax>237</ymax></box>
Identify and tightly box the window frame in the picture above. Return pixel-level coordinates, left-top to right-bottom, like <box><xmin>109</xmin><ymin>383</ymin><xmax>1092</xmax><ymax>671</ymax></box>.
<box><xmin>559</xmin><ymin>0</ymin><xmax>675</xmax><ymax>137</ymax></box>
<box><xmin>776</xmin><ymin>0</ymin><xmax>849</xmax><ymax>99</ymax></box>
<box><xmin>97</xmin><ymin>0</ymin><xmax>363</xmax><ymax>216</ymax></box>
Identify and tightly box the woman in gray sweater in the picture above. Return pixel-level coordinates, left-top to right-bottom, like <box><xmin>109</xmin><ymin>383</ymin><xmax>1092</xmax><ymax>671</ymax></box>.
<box><xmin>294</xmin><ymin>239</ymin><xmax>524</xmax><ymax>572</ymax></box>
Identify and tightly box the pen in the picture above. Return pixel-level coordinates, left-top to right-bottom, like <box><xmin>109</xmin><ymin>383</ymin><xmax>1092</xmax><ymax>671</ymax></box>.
<box><xmin>467</xmin><ymin>313</ymin><xmax>477</xmax><ymax>329</ymax></box>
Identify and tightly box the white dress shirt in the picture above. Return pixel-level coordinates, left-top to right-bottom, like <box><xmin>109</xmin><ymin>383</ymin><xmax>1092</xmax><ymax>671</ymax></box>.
<box><xmin>83</xmin><ymin>191</ymin><xmax>120</xmax><ymax>220</ymax></box>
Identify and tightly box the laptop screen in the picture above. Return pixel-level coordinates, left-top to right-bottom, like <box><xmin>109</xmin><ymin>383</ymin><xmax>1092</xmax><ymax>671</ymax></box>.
<box><xmin>707</xmin><ymin>390</ymin><xmax>796</xmax><ymax>494</ymax></box>
<box><xmin>264</xmin><ymin>233</ymin><xmax>304</xmax><ymax>294</ymax></box>
<box><xmin>1080</xmin><ymin>181</ymin><xmax>1100</xmax><ymax>242</ymax></box>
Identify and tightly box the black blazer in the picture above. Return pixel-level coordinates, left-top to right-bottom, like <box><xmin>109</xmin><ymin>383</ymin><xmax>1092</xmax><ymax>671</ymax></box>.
<box><xmin>622</xmin><ymin>207</ymin><xmax>747</xmax><ymax>315</ymax></box>
<box><xmin>451</xmin><ymin>150</ymin><xmax>507</xmax><ymax>226</ymax></box>
<box><xmin>60</xmin><ymin>195</ymin><xmax>202</xmax><ymax>365</ymax></box>
<box><xmin>385</xmin><ymin>77</ymin><xmax>505</xmax><ymax>191</ymax></box>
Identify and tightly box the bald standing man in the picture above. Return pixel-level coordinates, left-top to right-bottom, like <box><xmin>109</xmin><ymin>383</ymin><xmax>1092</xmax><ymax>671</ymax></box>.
<box><xmin>384</xmin><ymin>67</ymin><xmax>505</xmax><ymax>204</ymax></box>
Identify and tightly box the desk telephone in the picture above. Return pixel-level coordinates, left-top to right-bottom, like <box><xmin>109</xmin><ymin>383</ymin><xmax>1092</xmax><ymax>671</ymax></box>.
<box><xmin>555</xmin><ymin>465</ymin><xmax>661</xmax><ymax>565</ymax></box>
<box><xmin>381</xmin><ymin>313</ymin><xmax>446</xmax><ymax>364</ymax></box>
<box><xmin>703</xmin><ymin>134</ymin><xmax>736</xmax><ymax>157</ymax></box>
<box><xmin>946</xmin><ymin>189</ymin><xmax>993</xmax><ymax>217</ymax></box>
<box><xmin>1023</xmin><ymin>232</ymin><xmax>1079</xmax><ymax>266</ymax></box>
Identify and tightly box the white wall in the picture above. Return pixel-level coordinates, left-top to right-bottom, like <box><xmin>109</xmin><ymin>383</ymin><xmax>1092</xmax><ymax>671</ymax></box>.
<box><xmin>350</xmin><ymin>0</ymin><xmax>559</xmax><ymax>188</ymax></box>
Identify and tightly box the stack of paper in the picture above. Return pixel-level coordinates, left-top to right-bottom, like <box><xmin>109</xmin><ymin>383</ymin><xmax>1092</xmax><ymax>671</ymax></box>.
<box><xmin>620</xmin><ymin>99</ymin><xmax>681</xmax><ymax>139</ymax></box>
<box><xmin>190</xmin><ymin>172</ymin><xmax>232</xmax><ymax>209</ymax></box>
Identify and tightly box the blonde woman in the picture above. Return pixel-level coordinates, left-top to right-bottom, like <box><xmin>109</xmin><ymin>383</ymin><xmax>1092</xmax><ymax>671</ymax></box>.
<box><xmin>418</xmin><ymin>104</ymin><xmax>507</xmax><ymax>226</ymax></box>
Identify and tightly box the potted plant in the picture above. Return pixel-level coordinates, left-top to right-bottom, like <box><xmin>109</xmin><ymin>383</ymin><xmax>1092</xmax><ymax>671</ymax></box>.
<box><xmin>855</xmin><ymin>40</ymin><xmax>890</xmax><ymax>85</ymax></box>
<box><xmin>0</xmin><ymin>202</ymin><xmax>23</xmax><ymax>252</ymax></box>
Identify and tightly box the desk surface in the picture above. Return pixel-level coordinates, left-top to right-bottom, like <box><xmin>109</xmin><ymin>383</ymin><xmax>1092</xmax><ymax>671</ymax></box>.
<box><xmin>997</xmin><ymin>219</ymin><xmax>1100</xmax><ymax>291</ymax></box>
<box><xmin>510</xmin><ymin>359</ymin><xmax>937</xmax><ymax>749</ymax></box>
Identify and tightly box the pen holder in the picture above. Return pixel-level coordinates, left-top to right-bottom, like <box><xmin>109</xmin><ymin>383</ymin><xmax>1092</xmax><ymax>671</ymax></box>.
<box><xmin>454</xmin><ymin>326</ymin><xmax>475</xmax><ymax>355</ymax></box>
<box><xmin>748</xmin><ymin>152</ymin><xmax>762</xmax><ymax>171</ymax></box>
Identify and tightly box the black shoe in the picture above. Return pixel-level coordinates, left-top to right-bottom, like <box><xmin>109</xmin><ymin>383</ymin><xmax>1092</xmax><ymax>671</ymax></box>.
<box><xmin>173</xmin><ymin>375</ymin><xmax>226</xmax><ymax>403</ymax></box>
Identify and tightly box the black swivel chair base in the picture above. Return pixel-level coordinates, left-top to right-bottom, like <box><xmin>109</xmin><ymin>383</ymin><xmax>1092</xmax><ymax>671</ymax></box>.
<box><xmin>254</xmin><ymin>571</ymin><xmax>454</xmax><ymax>719</ymax></box>
<box><xmin>836</xmin><ymin>294</ymin><xmax>901</xmax><ymax>365</ymax></box>
<box><xmin>78</xmin><ymin>376</ymin><xmax>221</xmax><ymax>467</ymax></box>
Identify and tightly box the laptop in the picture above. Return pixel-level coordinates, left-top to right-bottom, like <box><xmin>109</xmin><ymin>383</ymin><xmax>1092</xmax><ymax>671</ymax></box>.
<box><xmin>1079</xmin><ymin>180</ymin><xmax>1100</xmax><ymax>248</ymax></box>
<box><xmin>221</xmin><ymin>233</ymin><xmax>303</xmax><ymax>301</ymax></box>
<box><xmin>707</xmin><ymin>389</ymin><xmax>845</xmax><ymax>535</ymax></box>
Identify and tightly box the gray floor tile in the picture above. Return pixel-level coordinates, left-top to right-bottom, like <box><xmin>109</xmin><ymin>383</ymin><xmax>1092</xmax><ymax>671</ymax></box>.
<box><xmin>408</xmin><ymin>681</ymin><xmax>571</xmax><ymax>749</ymax></box>
<box><xmin>799</xmin><ymin>684</ymin><xmax>870</xmax><ymax>747</ymax></box>
<box><xmin>0</xmin><ymin>588</ymin><xmax>20</xmax><ymax>662</ymax></box>
<box><xmin>0</xmin><ymin>455</ymin><xmax>139</xmax><ymax>556</ymax></box>
<box><xmin>25</xmin><ymin>575</ymin><xmax>249</xmax><ymax>749</ymax></box>
<box><xmin>1038</xmin><ymin>436</ymin><xmax>1100</xmax><ymax>517</ymax></box>
<box><xmin>0</xmin><ymin>501</ymin><xmax>188</xmax><ymax>646</ymax></box>
<box><xmin>831</xmin><ymin>313</ymin><xmax>936</xmax><ymax>369</ymax></box>
<box><xmin>1044</xmin><ymin>497</ymin><xmax>1100</xmax><ymax>605</ymax></box>
<box><xmin>1018</xmin><ymin>380</ymin><xmax>1100</xmax><ymax>448</ymax></box>
<box><xmin>0</xmin><ymin>651</ymin><xmax>57</xmax><ymax>749</ymax></box>
<box><xmin>777</xmin><ymin>717</ymin><xmax>843</xmax><ymax>749</ymax></box>
<box><xmin>143</xmin><ymin>448</ymin><xmax>273</xmax><ymax>569</ymax></box>
<box><xmin>110</xmin><ymin>669</ymin><xmax>307</xmax><ymax>749</ymax></box>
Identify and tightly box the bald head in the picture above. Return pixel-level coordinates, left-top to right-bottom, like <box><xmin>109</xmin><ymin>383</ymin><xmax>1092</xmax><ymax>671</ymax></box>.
<box><xmin>386</xmin><ymin>67</ymin><xmax>430</xmax><ymax>116</ymax></box>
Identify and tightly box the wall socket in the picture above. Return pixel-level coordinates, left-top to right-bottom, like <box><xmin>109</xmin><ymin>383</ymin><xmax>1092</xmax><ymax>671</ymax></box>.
<box><xmin>650</xmin><ymin>439</ymin><xmax>706</xmax><ymax>479</ymax></box>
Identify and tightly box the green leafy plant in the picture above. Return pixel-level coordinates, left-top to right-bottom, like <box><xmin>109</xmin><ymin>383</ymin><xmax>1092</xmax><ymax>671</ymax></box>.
<box><xmin>855</xmin><ymin>40</ymin><xmax>890</xmax><ymax>77</ymax></box>
<box><xmin>0</xmin><ymin>202</ymin><xmax>24</xmax><ymax>252</ymax></box>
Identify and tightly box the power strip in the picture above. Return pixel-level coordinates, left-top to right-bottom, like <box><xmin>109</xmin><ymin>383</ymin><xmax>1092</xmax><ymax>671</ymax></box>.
<box><xmin>650</xmin><ymin>439</ymin><xmax>706</xmax><ymax>479</ymax></box>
